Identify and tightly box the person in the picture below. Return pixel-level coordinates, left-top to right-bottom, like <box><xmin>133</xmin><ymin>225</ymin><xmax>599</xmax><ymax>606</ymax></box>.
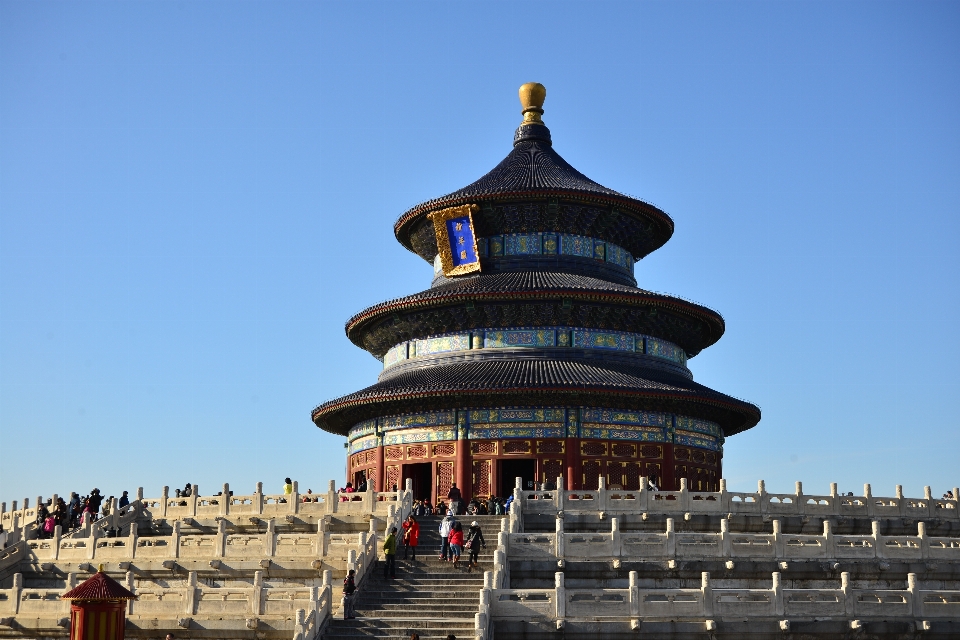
<box><xmin>410</xmin><ymin>634</ymin><xmax>420</xmax><ymax>640</ymax></box>
<box><xmin>647</xmin><ymin>476</ymin><xmax>660</xmax><ymax>491</ymax></box>
<box><xmin>165</xmin><ymin>634</ymin><xmax>175</xmax><ymax>640</ymax></box>
<box><xmin>503</xmin><ymin>494</ymin><xmax>514</xmax><ymax>514</ymax></box>
<box><xmin>340</xmin><ymin>482</ymin><xmax>355</xmax><ymax>502</ymax></box>
<box><xmin>357</xmin><ymin>478</ymin><xmax>368</xmax><ymax>492</ymax></box>
<box><xmin>181</xmin><ymin>483</ymin><xmax>192</xmax><ymax>498</ymax></box>
<box><xmin>447</xmin><ymin>483</ymin><xmax>463</xmax><ymax>515</ymax></box>
<box><xmin>342</xmin><ymin>568</ymin><xmax>357</xmax><ymax>619</ymax></box>
<box><xmin>43</xmin><ymin>514</ymin><xmax>56</xmax><ymax>538</ymax></box>
<box><xmin>383</xmin><ymin>527</ymin><xmax>397</xmax><ymax>578</ymax></box>
<box><xmin>438</xmin><ymin>511</ymin><xmax>456</xmax><ymax>561</ymax></box>
<box><xmin>303</xmin><ymin>489</ymin><xmax>313</xmax><ymax>503</ymax></box>
<box><xmin>448</xmin><ymin>521</ymin><xmax>464</xmax><ymax>569</ymax></box>
<box><xmin>280</xmin><ymin>478</ymin><xmax>293</xmax><ymax>503</ymax></box>
<box><xmin>118</xmin><ymin>491</ymin><xmax>130</xmax><ymax>509</ymax></box>
<box><xmin>465</xmin><ymin>520</ymin><xmax>486</xmax><ymax>570</ymax></box>
<box><xmin>446</xmin><ymin>635</ymin><xmax>456</xmax><ymax>640</ymax></box>
<box><xmin>402</xmin><ymin>515</ymin><xmax>419</xmax><ymax>561</ymax></box>
<box><xmin>542</xmin><ymin>478</ymin><xmax>556</xmax><ymax>491</ymax></box>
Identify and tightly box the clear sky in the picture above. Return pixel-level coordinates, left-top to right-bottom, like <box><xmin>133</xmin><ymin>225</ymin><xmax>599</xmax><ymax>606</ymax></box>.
<box><xmin>1</xmin><ymin>1</ymin><xmax>958</xmax><ymax>505</ymax></box>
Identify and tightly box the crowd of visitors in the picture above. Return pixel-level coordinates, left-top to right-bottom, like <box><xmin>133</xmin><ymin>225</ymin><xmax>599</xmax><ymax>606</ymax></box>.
<box><xmin>28</xmin><ymin>487</ymin><xmax>137</xmax><ymax>538</ymax></box>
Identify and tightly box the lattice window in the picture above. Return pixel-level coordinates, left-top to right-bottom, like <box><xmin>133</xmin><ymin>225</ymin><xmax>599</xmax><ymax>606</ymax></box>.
<box><xmin>386</xmin><ymin>466</ymin><xmax>401</xmax><ymax>491</ymax></box>
<box><xmin>385</xmin><ymin>446</ymin><xmax>403</xmax><ymax>460</ymax></box>
<box><xmin>623</xmin><ymin>462</ymin><xmax>642</xmax><ymax>490</ymax></box>
<box><xmin>407</xmin><ymin>445</ymin><xmax>427</xmax><ymax>459</ymax></box>
<box><xmin>612</xmin><ymin>443</ymin><xmax>636</xmax><ymax>458</ymax></box>
<box><xmin>607</xmin><ymin>462</ymin><xmax>624</xmax><ymax>488</ymax></box>
<box><xmin>542</xmin><ymin>459</ymin><xmax>564</xmax><ymax>485</ymax></box>
<box><xmin>537</xmin><ymin>440</ymin><xmax>564</xmax><ymax>454</ymax></box>
<box><xmin>472</xmin><ymin>441</ymin><xmax>497</xmax><ymax>455</ymax></box>
<box><xmin>433</xmin><ymin>443</ymin><xmax>456</xmax><ymax>457</ymax></box>
<box><xmin>581</xmin><ymin>441</ymin><xmax>606</xmax><ymax>456</ymax></box>
<box><xmin>472</xmin><ymin>459</ymin><xmax>492</xmax><ymax>499</ymax></box>
<box><xmin>705</xmin><ymin>452</ymin><xmax>717</xmax><ymax>465</ymax></box>
<box><xmin>582</xmin><ymin>460</ymin><xmax>602</xmax><ymax>491</ymax></box>
<box><xmin>675</xmin><ymin>465</ymin><xmax>686</xmax><ymax>487</ymax></box>
<box><xmin>436</xmin><ymin>462</ymin><xmax>454</xmax><ymax>501</ymax></box>
<box><xmin>645</xmin><ymin>463</ymin><xmax>661</xmax><ymax>483</ymax></box>
<box><xmin>674</xmin><ymin>448</ymin><xmax>690</xmax><ymax>461</ymax></box>
<box><xmin>503</xmin><ymin>440</ymin><xmax>531</xmax><ymax>454</ymax></box>
<box><xmin>692</xmin><ymin>450</ymin><xmax>705</xmax><ymax>464</ymax></box>
<box><xmin>641</xmin><ymin>445</ymin><xmax>662</xmax><ymax>459</ymax></box>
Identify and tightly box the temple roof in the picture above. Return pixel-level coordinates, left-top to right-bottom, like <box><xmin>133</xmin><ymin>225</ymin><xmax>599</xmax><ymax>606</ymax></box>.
<box><xmin>62</xmin><ymin>570</ymin><xmax>137</xmax><ymax>601</ymax></box>
<box><xmin>346</xmin><ymin>271</ymin><xmax>725</xmax><ymax>358</ymax></box>
<box><xmin>312</xmin><ymin>358</ymin><xmax>760</xmax><ymax>437</ymax></box>
<box><xmin>394</xmin><ymin>99</ymin><xmax>674</xmax><ymax>262</ymax></box>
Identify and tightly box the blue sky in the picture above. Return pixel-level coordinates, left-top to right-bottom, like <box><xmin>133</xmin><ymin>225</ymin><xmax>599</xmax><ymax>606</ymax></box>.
<box><xmin>1</xmin><ymin>1</ymin><xmax>957</xmax><ymax>505</ymax></box>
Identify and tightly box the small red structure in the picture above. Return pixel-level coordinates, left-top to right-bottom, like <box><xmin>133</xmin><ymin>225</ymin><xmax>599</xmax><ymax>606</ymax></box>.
<box><xmin>61</xmin><ymin>566</ymin><xmax>137</xmax><ymax>640</ymax></box>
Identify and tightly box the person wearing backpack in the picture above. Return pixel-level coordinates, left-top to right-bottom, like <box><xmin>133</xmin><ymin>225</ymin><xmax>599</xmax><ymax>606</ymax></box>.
<box><xmin>342</xmin><ymin>569</ymin><xmax>357</xmax><ymax>619</ymax></box>
<box><xmin>465</xmin><ymin>521</ymin><xmax>486</xmax><ymax>570</ymax></box>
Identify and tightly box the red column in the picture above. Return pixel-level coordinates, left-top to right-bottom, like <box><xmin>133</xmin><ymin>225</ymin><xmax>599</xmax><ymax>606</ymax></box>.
<box><xmin>455</xmin><ymin>440</ymin><xmax>470</xmax><ymax>503</ymax></box>
<box><xmin>564</xmin><ymin>439</ymin><xmax>576</xmax><ymax>490</ymax></box>
<box><xmin>375</xmin><ymin>444</ymin><xmax>385</xmax><ymax>493</ymax></box>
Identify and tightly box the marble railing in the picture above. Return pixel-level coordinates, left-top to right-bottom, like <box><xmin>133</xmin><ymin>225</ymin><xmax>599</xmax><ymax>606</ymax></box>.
<box><xmin>480</xmin><ymin>571</ymin><xmax>960</xmax><ymax>624</ymax></box>
<box><xmin>23</xmin><ymin>518</ymin><xmax>378</xmax><ymax>566</ymax></box>
<box><xmin>505</xmin><ymin>518</ymin><xmax>960</xmax><ymax>563</ymax></box>
<box><xmin>0</xmin><ymin>569</ymin><xmax>331</xmax><ymax>624</ymax></box>
<box><xmin>518</xmin><ymin>478</ymin><xmax>960</xmax><ymax>521</ymax></box>
<box><xmin>1</xmin><ymin>481</ymin><xmax>411</xmax><ymax>533</ymax></box>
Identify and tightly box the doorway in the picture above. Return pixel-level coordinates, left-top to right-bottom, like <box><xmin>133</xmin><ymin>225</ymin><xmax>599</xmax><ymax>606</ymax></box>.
<box><xmin>403</xmin><ymin>463</ymin><xmax>433</xmax><ymax>501</ymax></box>
<box><xmin>499</xmin><ymin>458</ymin><xmax>536</xmax><ymax>497</ymax></box>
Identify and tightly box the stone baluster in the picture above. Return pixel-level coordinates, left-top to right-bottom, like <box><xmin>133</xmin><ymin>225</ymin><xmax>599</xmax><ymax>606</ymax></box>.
<box><xmin>252</xmin><ymin>570</ymin><xmax>263</xmax><ymax>615</ymax></box>
<box><xmin>611</xmin><ymin>517</ymin><xmax>621</xmax><ymax>557</ymax></box>
<box><xmin>110</xmin><ymin>497</ymin><xmax>120</xmax><ymax>532</ymax></box>
<box><xmin>191</xmin><ymin>485</ymin><xmax>199</xmax><ymax>517</ymax></box>
<box><xmin>555</xmin><ymin>516</ymin><xmax>564</xmax><ymax>559</ymax></box>
<box><xmin>11</xmin><ymin>573</ymin><xmax>22</xmax><ymax>615</ymax></box>
<box><xmin>665</xmin><ymin>518</ymin><xmax>675</xmax><ymax>558</ymax></box>
<box><xmin>88</xmin><ymin>522</ymin><xmax>99</xmax><ymax>560</ymax></box>
<box><xmin>221</xmin><ymin>483</ymin><xmax>230</xmax><ymax>516</ymax></box>
<box><xmin>358</xmin><ymin>532</ymin><xmax>368</xmax><ymax>575</ymax></box>
<box><xmin>52</xmin><ymin>525</ymin><xmax>62</xmax><ymax>560</ymax></box>
<box><xmin>628</xmin><ymin>570</ymin><xmax>639</xmax><ymax>617</ymax></box>
<box><xmin>639</xmin><ymin>476</ymin><xmax>649</xmax><ymax>511</ymax></box>
<box><xmin>917</xmin><ymin>521</ymin><xmax>929</xmax><ymax>559</ymax></box>
<box><xmin>864</xmin><ymin>483</ymin><xmax>874</xmax><ymax>517</ymax></box>
<box><xmin>161</xmin><ymin>486</ymin><xmax>169</xmax><ymax>518</ymax></box>
<box><xmin>554</xmin><ymin>572</ymin><xmax>565</xmax><ymax>620</ymax></box>
<box><xmin>701</xmin><ymin>572</ymin><xmax>713</xmax><ymax>617</ymax></box>
<box><xmin>795</xmin><ymin>481</ymin><xmax>804</xmax><ymax>516</ymax></box>
<box><xmin>840</xmin><ymin>572</ymin><xmax>853</xmax><ymax>616</ymax></box>
<box><xmin>823</xmin><ymin>519</ymin><xmax>835</xmax><ymax>558</ymax></box>
<box><xmin>772</xmin><ymin>572</ymin><xmax>783</xmax><ymax>616</ymax></box>
<box><xmin>953</xmin><ymin>487</ymin><xmax>960</xmax><ymax>509</ymax></box>
<box><xmin>719</xmin><ymin>518</ymin><xmax>731</xmax><ymax>557</ymax></box>
<box><xmin>872</xmin><ymin>520</ymin><xmax>882</xmax><ymax>559</ymax></box>
<box><xmin>172</xmin><ymin>520</ymin><xmax>181</xmax><ymax>559</ymax></box>
<box><xmin>597</xmin><ymin>476</ymin><xmax>607</xmax><ymax>513</ymax></box>
<box><xmin>924</xmin><ymin>486</ymin><xmax>933</xmax><ymax>518</ymax></box>
<box><xmin>292</xmin><ymin>481</ymin><xmax>299</xmax><ymax>514</ymax></box>
<box><xmin>679</xmin><ymin>478</ymin><xmax>689</xmax><ymax>510</ymax></box>
<box><xmin>128</xmin><ymin>523</ymin><xmax>138</xmax><ymax>561</ymax></box>
<box><xmin>907</xmin><ymin>572</ymin><xmax>919</xmax><ymax>616</ymax></box>
<box><xmin>758</xmin><ymin>480</ymin><xmax>767</xmax><ymax>515</ymax></box>
<box><xmin>265</xmin><ymin>518</ymin><xmax>276</xmax><ymax>557</ymax></box>
<box><xmin>184</xmin><ymin>571</ymin><xmax>198</xmax><ymax>615</ymax></box>
<box><xmin>126</xmin><ymin>570</ymin><xmax>136</xmax><ymax>615</ymax></box>
<box><xmin>216</xmin><ymin>519</ymin><xmax>226</xmax><ymax>558</ymax></box>
<box><xmin>327</xmin><ymin>480</ymin><xmax>337</xmax><ymax>515</ymax></box>
<box><xmin>255</xmin><ymin>482</ymin><xmax>264</xmax><ymax>515</ymax></box>
<box><xmin>772</xmin><ymin>519</ymin><xmax>783</xmax><ymax>558</ymax></box>
<box><xmin>346</xmin><ymin>548</ymin><xmax>357</xmax><ymax>574</ymax></box>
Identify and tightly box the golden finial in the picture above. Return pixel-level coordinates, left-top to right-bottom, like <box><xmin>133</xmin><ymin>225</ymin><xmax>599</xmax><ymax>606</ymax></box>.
<box><xmin>97</xmin><ymin>563</ymin><xmax>105</xmax><ymax>572</ymax></box>
<box><xmin>519</xmin><ymin>83</ymin><xmax>546</xmax><ymax>126</ymax></box>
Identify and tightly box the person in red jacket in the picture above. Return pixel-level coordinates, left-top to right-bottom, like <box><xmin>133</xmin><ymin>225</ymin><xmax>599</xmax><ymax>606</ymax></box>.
<box><xmin>401</xmin><ymin>515</ymin><xmax>420</xmax><ymax>561</ymax></box>
<box><xmin>448</xmin><ymin>521</ymin><xmax>464</xmax><ymax>568</ymax></box>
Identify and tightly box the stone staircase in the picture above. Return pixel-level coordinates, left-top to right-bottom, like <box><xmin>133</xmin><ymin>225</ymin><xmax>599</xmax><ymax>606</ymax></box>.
<box><xmin>324</xmin><ymin>514</ymin><xmax>504</xmax><ymax>640</ymax></box>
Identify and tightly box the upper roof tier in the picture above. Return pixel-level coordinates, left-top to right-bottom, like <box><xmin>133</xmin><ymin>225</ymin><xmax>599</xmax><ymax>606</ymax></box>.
<box><xmin>394</xmin><ymin>84</ymin><xmax>675</xmax><ymax>264</ymax></box>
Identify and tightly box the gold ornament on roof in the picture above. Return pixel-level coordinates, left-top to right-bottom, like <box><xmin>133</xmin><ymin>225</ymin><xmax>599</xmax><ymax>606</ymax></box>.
<box><xmin>519</xmin><ymin>82</ymin><xmax>546</xmax><ymax>126</ymax></box>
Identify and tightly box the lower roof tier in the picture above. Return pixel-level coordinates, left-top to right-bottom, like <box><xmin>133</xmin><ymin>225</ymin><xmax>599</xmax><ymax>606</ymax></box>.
<box><xmin>346</xmin><ymin>271</ymin><xmax>725</xmax><ymax>358</ymax></box>
<box><xmin>311</xmin><ymin>358</ymin><xmax>760</xmax><ymax>437</ymax></box>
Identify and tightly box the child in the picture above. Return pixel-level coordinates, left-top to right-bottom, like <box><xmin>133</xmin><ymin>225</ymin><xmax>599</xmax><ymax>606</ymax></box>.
<box><xmin>448</xmin><ymin>521</ymin><xmax>464</xmax><ymax>569</ymax></box>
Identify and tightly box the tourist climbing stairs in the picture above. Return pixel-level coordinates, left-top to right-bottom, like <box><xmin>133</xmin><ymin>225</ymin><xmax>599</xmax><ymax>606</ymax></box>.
<box><xmin>323</xmin><ymin>514</ymin><xmax>504</xmax><ymax>640</ymax></box>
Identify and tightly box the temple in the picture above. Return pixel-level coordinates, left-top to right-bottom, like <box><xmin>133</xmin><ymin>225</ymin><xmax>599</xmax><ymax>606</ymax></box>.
<box><xmin>312</xmin><ymin>83</ymin><xmax>761</xmax><ymax>503</ymax></box>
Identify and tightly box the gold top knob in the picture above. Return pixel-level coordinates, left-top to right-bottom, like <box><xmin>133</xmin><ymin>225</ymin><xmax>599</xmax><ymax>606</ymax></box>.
<box><xmin>519</xmin><ymin>83</ymin><xmax>546</xmax><ymax>126</ymax></box>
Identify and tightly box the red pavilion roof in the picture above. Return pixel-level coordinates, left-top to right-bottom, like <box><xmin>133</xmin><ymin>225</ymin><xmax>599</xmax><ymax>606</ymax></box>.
<box><xmin>62</xmin><ymin>570</ymin><xmax>137</xmax><ymax>601</ymax></box>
